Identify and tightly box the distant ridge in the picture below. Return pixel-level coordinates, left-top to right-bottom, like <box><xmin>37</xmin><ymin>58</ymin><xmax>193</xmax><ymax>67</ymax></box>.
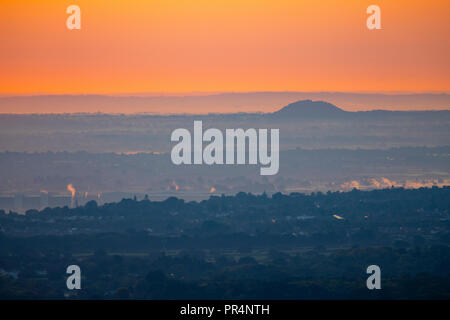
<box><xmin>1</xmin><ymin>92</ymin><xmax>450</xmax><ymax>114</ymax></box>
<box><xmin>272</xmin><ymin>100</ymin><xmax>346</xmax><ymax>118</ymax></box>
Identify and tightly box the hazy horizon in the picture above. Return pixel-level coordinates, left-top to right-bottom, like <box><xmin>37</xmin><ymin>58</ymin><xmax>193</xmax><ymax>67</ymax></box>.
<box><xmin>1</xmin><ymin>92</ymin><xmax>450</xmax><ymax>114</ymax></box>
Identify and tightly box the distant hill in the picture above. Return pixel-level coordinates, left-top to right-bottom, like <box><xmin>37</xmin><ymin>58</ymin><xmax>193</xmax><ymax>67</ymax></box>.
<box><xmin>271</xmin><ymin>100</ymin><xmax>346</xmax><ymax>119</ymax></box>
<box><xmin>1</xmin><ymin>92</ymin><xmax>450</xmax><ymax>114</ymax></box>
<box><xmin>269</xmin><ymin>99</ymin><xmax>450</xmax><ymax>121</ymax></box>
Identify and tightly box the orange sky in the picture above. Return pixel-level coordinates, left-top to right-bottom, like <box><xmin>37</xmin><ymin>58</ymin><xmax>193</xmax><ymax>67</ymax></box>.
<box><xmin>0</xmin><ymin>0</ymin><xmax>449</xmax><ymax>95</ymax></box>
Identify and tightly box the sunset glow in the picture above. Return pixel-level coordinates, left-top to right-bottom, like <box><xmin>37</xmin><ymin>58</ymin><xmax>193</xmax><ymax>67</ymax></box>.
<box><xmin>0</xmin><ymin>0</ymin><xmax>449</xmax><ymax>96</ymax></box>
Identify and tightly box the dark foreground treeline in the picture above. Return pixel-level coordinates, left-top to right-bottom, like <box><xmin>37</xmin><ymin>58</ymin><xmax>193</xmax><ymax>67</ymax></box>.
<box><xmin>0</xmin><ymin>187</ymin><xmax>449</xmax><ymax>299</ymax></box>
<box><xmin>1</xmin><ymin>246</ymin><xmax>450</xmax><ymax>299</ymax></box>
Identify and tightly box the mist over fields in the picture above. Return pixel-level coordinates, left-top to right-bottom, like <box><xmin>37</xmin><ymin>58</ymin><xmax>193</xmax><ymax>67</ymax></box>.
<box><xmin>0</xmin><ymin>99</ymin><xmax>449</xmax><ymax>153</ymax></box>
<box><xmin>1</xmin><ymin>0</ymin><xmax>449</xmax><ymax>301</ymax></box>
<box><xmin>0</xmin><ymin>99</ymin><xmax>449</xmax><ymax>209</ymax></box>
<box><xmin>1</xmin><ymin>98</ymin><xmax>450</xmax><ymax>300</ymax></box>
